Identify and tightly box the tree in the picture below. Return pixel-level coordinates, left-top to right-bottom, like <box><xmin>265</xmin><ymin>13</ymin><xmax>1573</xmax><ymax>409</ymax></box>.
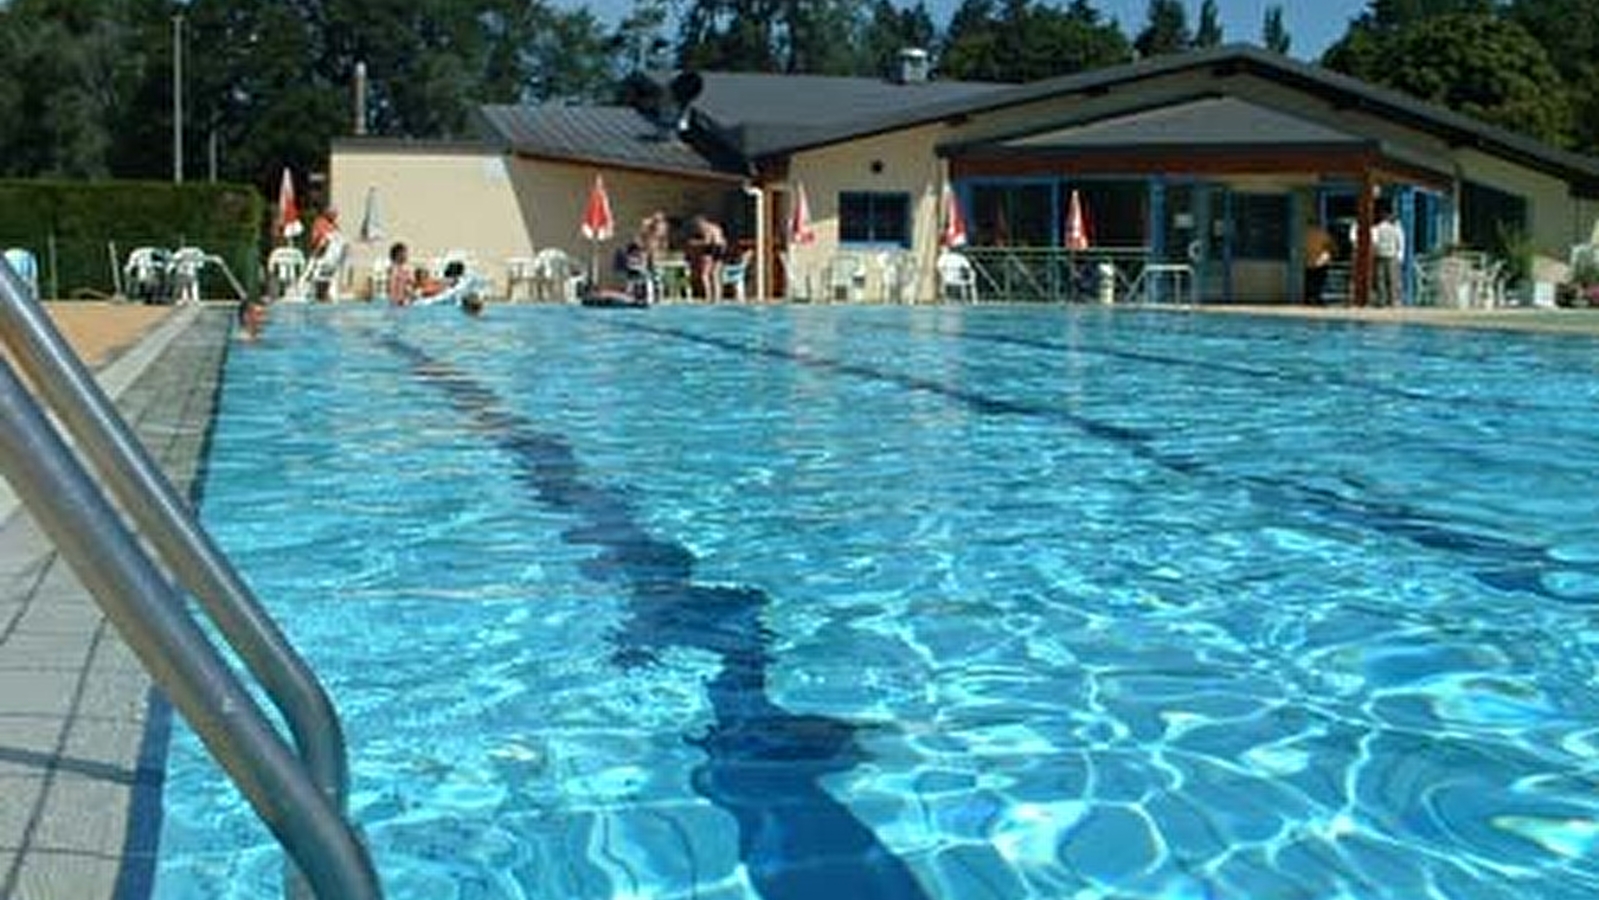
<box><xmin>1194</xmin><ymin>0</ymin><xmax>1223</xmax><ymax>48</ymax></box>
<box><xmin>1133</xmin><ymin>0</ymin><xmax>1190</xmax><ymax>58</ymax></box>
<box><xmin>676</xmin><ymin>0</ymin><xmax>872</xmax><ymax>75</ymax></box>
<box><xmin>939</xmin><ymin>0</ymin><xmax>1003</xmax><ymax>80</ymax></box>
<box><xmin>1507</xmin><ymin>0</ymin><xmax>1599</xmax><ymax>155</ymax></box>
<box><xmin>0</xmin><ymin>0</ymin><xmax>156</xmax><ymax>178</ymax></box>
<box><xmin>1325</xmin><ymin>12</ymin><xmax>1573</xmax><ymax>148</ymax></box>
<box><xmin>940</xmin><ymin>0</ymin><xmax>1129</xmax><ymax>83</ymax></box>
<box><xmin>860</xmin><ymin>0</ymin><xmax>937</xmax><ymax>80</ymax></box>
<box><xmin>1262</xmin><ymin>5</ymin><xmax>1291</xmax><ymax>54</ymax></box>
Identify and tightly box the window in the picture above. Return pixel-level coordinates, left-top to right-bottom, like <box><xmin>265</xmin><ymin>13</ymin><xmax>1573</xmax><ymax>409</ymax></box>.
<box><xmin>839</xmin><ymin>192</ymin><xmax>910</xmax><ymax>246</ymax></box>
<box><xmin>971</xmin><ymin>182</ymin><xmax>1054</xmax><ymax>247</ymax></box>
<box><xmin>1232</xmin><ymin>193</ymin><xmax>1290</xmax><ymax>260</ymax></box>
<box><xmin>1460</xmin><ymin>180</ymin><xmax>1527</xmax><ymax>256</ymax></box>
<box><xmin>1073</xmin><ymin>180</ymin><xmax>1148</xmax><ymax>248</ymax></box>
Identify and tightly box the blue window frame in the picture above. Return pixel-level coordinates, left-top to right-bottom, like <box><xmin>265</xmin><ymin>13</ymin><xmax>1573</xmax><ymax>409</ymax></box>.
<box><xmin>839</xmin><ymin>192</ymin><xmax>911</xmax><ymax>246</ymax></box>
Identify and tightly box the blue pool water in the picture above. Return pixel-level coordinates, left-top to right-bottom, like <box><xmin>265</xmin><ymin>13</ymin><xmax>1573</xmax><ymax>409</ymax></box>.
<box><xmin>153</xmin><ymin>304</ymin><xmax>1599</xmax><ymax>899</ymax></box>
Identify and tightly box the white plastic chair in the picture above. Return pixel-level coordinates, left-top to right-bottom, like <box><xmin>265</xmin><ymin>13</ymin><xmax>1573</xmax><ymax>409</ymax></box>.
<box><xmin>125</xmin><ymin>247</ymin><xmax>171</xmax><ymax>302</ymax></box>
<box><xmin>2</xmin><ymin>247</ymin><xmax>39</xmax><ymax>301</ymax></box>
<box><xmin>937</xmin><ymin>250</ymin><xmax>977</xmax><ymax>302</ymax></box>
<box><xmin>368</xmin><ymin>256</ymin><xmax>392</xmax><ymax>302</ymax></box>
<box><xmin>169</xmin><ymin>246</ymin><xmax>208</xmax><ymax>304</ymax></box>
<box><xmin>306</xmin><ymin>233</ymin><xmax>348</xmax><ymax>301</ymax></box>
<box><xmin>267</xmin><ymin>247</ymin><xmax>307</xmax><ymax>301</ymax></box>
<box><xmin>720</xmin><ymin>252</ymin><xmax>751</xmax><ymax>302</ymax></box>
<box><xmin>827</xmin><ymin>253</ymin><xmax>866</xmax><ymax>302</ymax></box>
<box><xmin>504</xmin><ymin>256</ymin><xmax>535</xmax><ymax>301</ymax></box>
<box><xmin>531</xmin><ymin>248</ymin><xmax>584</xmax><ymax>302</ymax></box>
<box><xmin>877</xmin><ymin>250</ymin><xmax>916</xmax><ymax>303</ymax></box>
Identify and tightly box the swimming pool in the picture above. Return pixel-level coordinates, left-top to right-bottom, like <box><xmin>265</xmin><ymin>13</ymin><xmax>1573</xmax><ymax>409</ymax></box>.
<box><xmin>152</xmin><ymin>304</ymin><xmax>1599</xmax><ymax>899</ymax></box>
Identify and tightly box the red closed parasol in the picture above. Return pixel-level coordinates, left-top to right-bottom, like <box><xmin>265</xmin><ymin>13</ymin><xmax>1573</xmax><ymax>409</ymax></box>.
<box><xmin>1065</xmin><ymin>189</ymin><xmax>1091</xmax><ymax>252</ymax></box>
<box><xmin>277</xmin><ymin>167</ymin><xmax>303</xmax><ymax>240</ymax></box>
<box><xmin>941</xmin><ymin>185</ymin><xmax>968</xmax><ymax>249</ymax></box>
<box><xmin>787</xmin><ymin>181</ymin><xmax>816</xmax><ymax>247</ymax></box>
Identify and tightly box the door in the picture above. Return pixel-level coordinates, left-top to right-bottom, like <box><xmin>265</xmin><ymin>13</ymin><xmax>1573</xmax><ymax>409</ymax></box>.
<box><xmin>1160</xmin><ymin>182</ymin><xmax>1230</xmax><ymax>302</ymax></box>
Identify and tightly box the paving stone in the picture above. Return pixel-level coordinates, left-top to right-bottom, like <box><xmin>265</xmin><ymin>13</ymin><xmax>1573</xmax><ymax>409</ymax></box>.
<box><xmin>9</xmin><ymin>848</ymin><xmax>122</xmax><ymax>900</ymax></box>
<box><xmin>31</xmin><ymin>772</ymin><xmax>134</xmax><ymax>856</ymax></box>
<box><xmin>0</xmin><ymin>774</ymin><xmax>46</xmax><ymax>851</ymax></box>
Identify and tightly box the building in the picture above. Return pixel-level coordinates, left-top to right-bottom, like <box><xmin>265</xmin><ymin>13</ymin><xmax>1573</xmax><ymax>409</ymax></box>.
<box><xmin>330</xmin><ymin>44</ymin><xmax>1599</xmax><ymax>306</ymax></box>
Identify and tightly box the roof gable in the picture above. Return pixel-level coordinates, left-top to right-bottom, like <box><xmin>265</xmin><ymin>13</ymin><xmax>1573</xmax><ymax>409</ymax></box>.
<box><xmin>999</xmin><ymin>95</ymin><xmax>1369</xmax><ymax>151</ymax></box>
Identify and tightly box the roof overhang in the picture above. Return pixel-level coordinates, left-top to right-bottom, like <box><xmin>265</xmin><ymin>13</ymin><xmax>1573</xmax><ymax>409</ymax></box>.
<box><xmin>941</xmin><ymin>95</ymin><xmax>1454</xmax><ymax>190</ymax></box>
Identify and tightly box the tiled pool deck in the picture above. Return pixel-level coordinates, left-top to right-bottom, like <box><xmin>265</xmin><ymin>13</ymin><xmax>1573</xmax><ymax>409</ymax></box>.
<box><xmin>0</xmin><ymin>304</ymin><xmax>228</xmax><ymax>900</ymax></box>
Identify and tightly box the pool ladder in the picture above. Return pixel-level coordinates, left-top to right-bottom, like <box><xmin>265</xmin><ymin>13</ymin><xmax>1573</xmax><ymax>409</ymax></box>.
<box><xmin>0</xmin><ymin>264</ymin><xmax>382</xmax><ymax>898</ymax></box>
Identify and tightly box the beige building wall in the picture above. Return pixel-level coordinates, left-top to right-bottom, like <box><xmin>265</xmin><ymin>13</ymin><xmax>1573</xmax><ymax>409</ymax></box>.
<box><xmin>1457</xmin><ymin>148</ymin><xmax>1585</xmax><ymax>254</ymax></box>
<box><xmin>331</xmin><ymin>142</ymin><xmax>748</xmax><ymax>298</ymax></box>
<box><xmin>502</xmin><ymin>158</ymin><xmax>738</xmax><ymax>287</ymax></box>
<box><xmin>331</xmin><ymin>143</ymin><xmax>530</xmax><ymax>298</ymax></box>
<box><xmin>784</xmin><ymin>123</ymin><xmax>947</xmax><ymax>302</ymax></box>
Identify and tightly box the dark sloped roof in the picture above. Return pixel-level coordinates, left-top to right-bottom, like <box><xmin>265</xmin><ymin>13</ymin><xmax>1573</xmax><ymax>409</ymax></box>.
<box><xmin>999</xmin><ymin>96</ymin><xmax>1368</xmax><ymax>150</ymax></box>
<box><xmin>477</xmin><ymin>104</ymin><xmax>747</xmax><ymax>179</ymax></box>
<box><xmin>749</xmin><ymin>44</ymin><xmax>1599</xmax><ymax>193</ymax></box>
<box><xmin>678</xmin><ymin>72</ymin><xmax>1008</xmax><ymax>157</ymax></box>
<box><xmin>945</xmin><ymin>94</ymin><xmax>1458</xmax><ymax>182</ymax></box>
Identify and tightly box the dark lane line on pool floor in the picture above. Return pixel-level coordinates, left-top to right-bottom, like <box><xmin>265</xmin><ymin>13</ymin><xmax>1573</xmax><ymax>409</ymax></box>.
<box><xmin>843</xmin><ymin>313</ymin><xmax>1563</xmax><ymax>415</ymax></box>
<box><xmin>606</xmin><ymin>318</ymin><xmax>1598</xmax><ymax>606</ymax></box>
<box><xmin>375</xmin><ymin>335</ymin><xmax>933</xmax><ymax>900</ymax></box>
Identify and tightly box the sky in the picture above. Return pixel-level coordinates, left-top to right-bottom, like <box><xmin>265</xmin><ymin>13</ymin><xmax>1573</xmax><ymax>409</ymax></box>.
<box><xmin>561</xmin><ymin>1</ymin><xmax>1374</xmax><ymax>62</ymax></box>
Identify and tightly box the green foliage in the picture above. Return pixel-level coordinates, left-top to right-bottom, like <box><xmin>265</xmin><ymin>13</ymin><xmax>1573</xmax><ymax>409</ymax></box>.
<box><xmin>0</xmin><ymin>179</ymin><xmax>264</xmax><ymax>298</ymax></box>
<box><xmin>861</xmin><ymin>0</ymin><xmax>938</xmax><ymax>80</ymax></box>
<box><xmin>1194</xmin><ymin>0</ymin><xmax>1223</xmax><ymax>49</ymax></box>
<box><xmin>941</xmin><ymin>0</ymin><xmax>1129</xmax><ymax>83</ymax></box>
<box><xmin>1133</xmin><ymin>0</ymin><xmax>1190</xmax><ymax>58</ymax></box>
<box><xmin>1494</xmin><ymin>222</ymin><xmax>1533</xmax><ymax>287</ymax></box>
<box><xmin>1507</xmin><ymin>0</ymin><xmax>1599</xmax><ymax>155</ymax></box>
<box><xmin>1262</xmin><ymin>5</ymin><xmax>1291</xmax><ymax>54</ymax></box>
<box><xmin>1324</xmin><ymin>12</ymin><xmax>1574</xmax><ymax>148</ymax></box>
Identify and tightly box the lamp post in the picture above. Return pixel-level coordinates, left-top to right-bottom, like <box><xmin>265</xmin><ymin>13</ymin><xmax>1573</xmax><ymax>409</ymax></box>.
<box><xmin>172</xmin><ymin>13</ymin><xmax>184</xmax><ymax>183</ymax></box>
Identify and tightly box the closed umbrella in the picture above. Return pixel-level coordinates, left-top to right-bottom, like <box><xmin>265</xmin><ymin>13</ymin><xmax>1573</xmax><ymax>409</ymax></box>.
<box><xmin>581</xmin><ymin>174</ymin><xmax>614</xmax><ymax>287</ymax></box>
<box><xmin>787</xmin><ymin>181</ymin><xmax>816</xmax><ymax>247</ymax></box>
<box><xmin>277</xmin><ymin>168</ymin><xmax>303</xmax><ymax>240</ymax></box>
<box><xmin>1065</xmin><ymin>189</ymin><xmax>1091</xmax><ymax>252</ymax></box>
<box><xmin>784</xmin><ymin>181</ymin><xmax>816</xmax><ymax>300</ymax></box>
<box><xmin>940</xmin><ymin>185</ymin><xmax>968</xmax><ymax>249</ymax></box>
<box><xmin>359</xmin><ymin>186</ymin><xmax>384</xmax><ymax>243</ymax></box>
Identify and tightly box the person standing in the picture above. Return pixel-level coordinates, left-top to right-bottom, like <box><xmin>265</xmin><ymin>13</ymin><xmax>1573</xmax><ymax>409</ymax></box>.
<box><xmin>685</xmin><ymin>214</ymin><xmax>727</xmax><ymax>300</ymax></box>
<box><xmin>311</xmin><ymin>206</ymin><xmax>340</xmax><ymax>255</ymax></box>
<box><xmin>386</xmin><ymin>242</ymin><xmax>415</xmax><ymax>306</ymax></box>
<box><xmin>1302</xmin><ymin>221</ymin><xmax>1336</xmax><ymax>305</ymax></box>
<box><xmin>1372</xmin><ymin>208</ymin><xmax>1405</xmax><ymax>306</ymax></box>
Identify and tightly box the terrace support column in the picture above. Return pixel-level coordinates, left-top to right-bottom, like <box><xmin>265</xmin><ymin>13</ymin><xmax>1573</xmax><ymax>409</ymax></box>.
<box><xmin>1353</xmin><ymin>174</ymin><xmax>1375</xmax><ymax>307</ymax></box>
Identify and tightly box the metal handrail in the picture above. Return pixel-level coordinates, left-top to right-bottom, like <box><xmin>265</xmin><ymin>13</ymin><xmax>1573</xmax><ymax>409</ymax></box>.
<box><xmin>0</xmin><ymin>263</ymin><xmax>382</xmax><ymax>899</ymax></box>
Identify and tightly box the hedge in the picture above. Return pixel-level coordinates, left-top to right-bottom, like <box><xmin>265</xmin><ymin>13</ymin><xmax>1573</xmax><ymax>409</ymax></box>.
<box><xmin>0</xmin><ymin>179</ymin><xmax>266</xmax><ymax>301</ymax></box>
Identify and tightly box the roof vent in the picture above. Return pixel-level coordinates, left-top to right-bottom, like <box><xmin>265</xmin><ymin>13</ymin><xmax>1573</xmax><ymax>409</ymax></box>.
<box><xmin>896</xmin><ymin>48</ymin><xmax>929</xmax><ymax>85</ymax></box>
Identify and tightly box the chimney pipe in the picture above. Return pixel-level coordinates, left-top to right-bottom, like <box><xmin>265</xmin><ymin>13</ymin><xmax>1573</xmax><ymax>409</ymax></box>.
<box><xmin>896</xmin><ymin>48</ymin><xmax>929</xmax><ymax>85</ymax></box>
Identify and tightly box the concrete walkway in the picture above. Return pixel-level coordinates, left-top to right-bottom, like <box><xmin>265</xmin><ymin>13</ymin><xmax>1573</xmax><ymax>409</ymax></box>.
<box><xmin>0</xmin><ymin>303</ymin><xmax>229</xmax><ymax>900</ymax></box>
